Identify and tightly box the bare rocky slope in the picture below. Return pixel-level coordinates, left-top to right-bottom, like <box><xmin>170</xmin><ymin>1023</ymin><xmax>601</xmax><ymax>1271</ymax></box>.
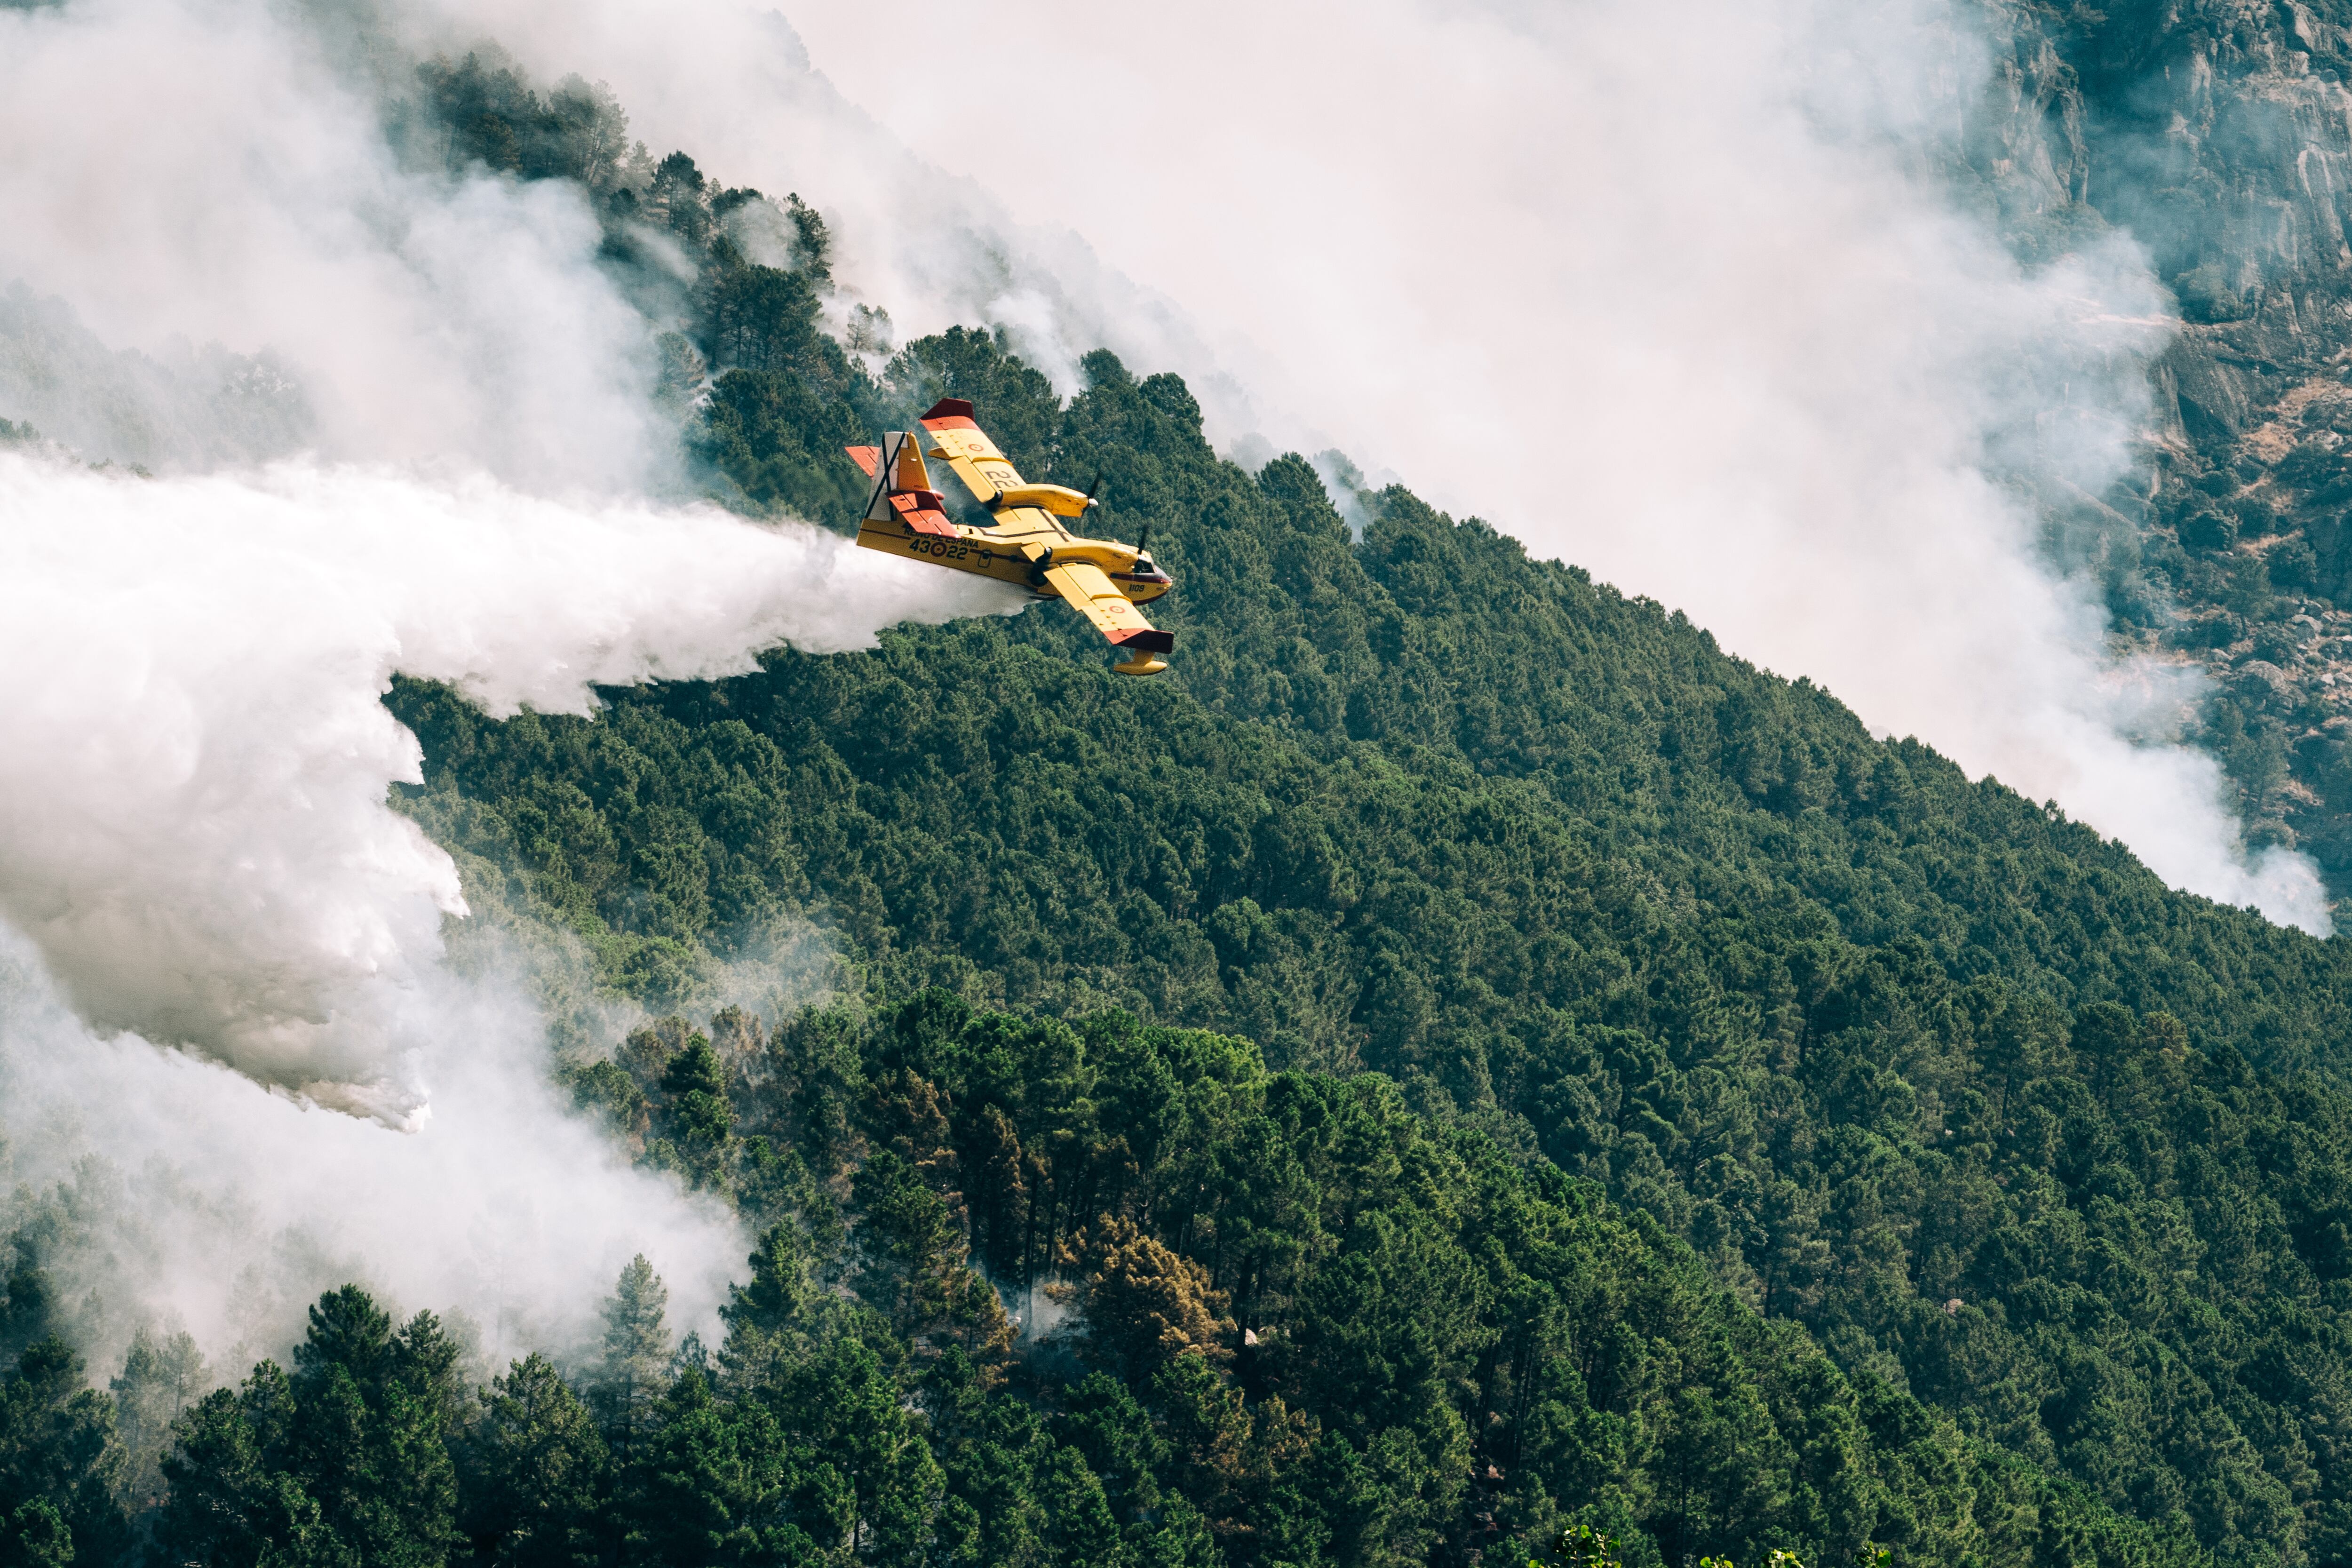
<box><xmin>1975</xmin><ymin>0</ymin><xmax>2352</xmax><ymax>906</ymax></box>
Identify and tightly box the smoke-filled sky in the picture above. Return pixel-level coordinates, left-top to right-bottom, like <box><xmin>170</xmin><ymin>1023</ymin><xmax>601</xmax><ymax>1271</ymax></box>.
<box><xmin>0</xmin><ymin>0</ymin><xmax>661</xmax><ymax>486</ymax></box>
<box><xmin>0</xmin><ymin>0</ymin><xmax>2341</xmax><ymax>1374</ymax></box>
<box><xmin>773</xmin><ymin>0</ymin><xmax>2330</xmax><ymax>933</ymax></box>
<box><xmin>405</xmin><ymin>0</ymin><xmax>2329</xmax><ymax>929</ymax></box>
<box><xmin>0</xmin><ymin>0</ymin><xmax>1026</xmax><ymax>1358</ymax></box>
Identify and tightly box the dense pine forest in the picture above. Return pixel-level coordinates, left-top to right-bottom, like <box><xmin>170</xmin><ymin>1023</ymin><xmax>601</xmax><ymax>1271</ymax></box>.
<box><xmin>13</xmin><ymin>14</ymin><xmax>2352</xmax><ymax>1568</ymax></box>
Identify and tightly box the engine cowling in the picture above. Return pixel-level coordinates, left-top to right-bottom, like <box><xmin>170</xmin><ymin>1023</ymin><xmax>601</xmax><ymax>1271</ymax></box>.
<box><xmin>991</xmin><ymin>483</ymin><xmax>1096</xmax><ymax>517</ymax></box>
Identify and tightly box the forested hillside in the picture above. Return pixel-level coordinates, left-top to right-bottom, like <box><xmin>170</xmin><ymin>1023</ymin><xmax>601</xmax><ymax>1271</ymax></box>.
<box><xmin>381</xmin><ymin>329</ymin><xmax>2352</xmax><ymax>1565</ymax></box>
<box><xmin>1</xmin><ymin>998</ymin><xmax>2223</xmax><ymax>1568</ymax></box>
<box><xmin>8</xmin><ymin>24</ymin><xmax>2352</xmax><ymax>1568</ymax></box>
<box><xmin>359</xmin><ymin>46</ymin><xmax>2352</xmax><ymax>1565</ymax></box>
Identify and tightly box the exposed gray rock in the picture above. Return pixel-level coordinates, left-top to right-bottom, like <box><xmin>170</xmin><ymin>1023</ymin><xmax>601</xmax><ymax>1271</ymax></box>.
<box><xmin>1952</xmin><ymin>0</ymin><xmax>2352</xmax><ymax>910</ymax></box>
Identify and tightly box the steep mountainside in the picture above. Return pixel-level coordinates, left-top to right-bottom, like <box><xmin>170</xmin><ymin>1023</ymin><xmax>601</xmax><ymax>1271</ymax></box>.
<box><xmin>391</xmin><ymin>327</ymin><xmax>2352</xmax><ymax>1568</ymax></box>
<box><xmin>358</xmin><ymin>40</ymin><xmax>2352</xmax><ymax>1568</ymax></box>
<box><xmin>1977</xmin><ymin>0</ymin><xmax>2352</xmax><ymax>901</ymax></box>
<box><xmin>12</xmin><ymin>26</ymin><xmax>2352</xmax><ymax>1568</ymax></box>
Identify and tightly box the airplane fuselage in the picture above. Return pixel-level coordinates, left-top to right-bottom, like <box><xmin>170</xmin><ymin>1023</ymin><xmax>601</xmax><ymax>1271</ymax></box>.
<box><xmin>854</xmin><ymin>514</ymin><xmax>1173</xmax><ymax>605</ymax></box>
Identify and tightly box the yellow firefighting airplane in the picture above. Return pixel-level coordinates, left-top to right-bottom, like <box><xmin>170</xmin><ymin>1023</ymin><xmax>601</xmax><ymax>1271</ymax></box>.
<box><xmin>847</xmin><ymin>398</ymin><xmax>1176</xmax><ymax>676</ymax></box>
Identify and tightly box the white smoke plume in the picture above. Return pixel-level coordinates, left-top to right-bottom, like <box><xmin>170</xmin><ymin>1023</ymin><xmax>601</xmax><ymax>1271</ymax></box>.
<box><xmin>366</xmin><ymin>0</ymin><xmax>1234</xmax><ymax>403</ymax></box>
<box><xmin>0</xmin><ymin>438</ymin><xmax>1014</xmax><ymax>1365</ymax></box>
<box><xmin>0</xmin><ymin>452</ymin><xmax>1018</xmax><ymax>1122</ymax></box>
<box><xmin>0</xmin><ymin>0</ymin><xmax>1020</xmax><ymax>1367</ymax></box>
<box><xmin>0</xmin><ymin>921</ymin><xmax>753</xmax><ymax>1377</ymax></box>
<box><xmin>0</xmin><ymin>0</ymin><xmax>662</xmax><ymax>487</ymax></box>
<box><xmin>508</xmin><ymin>0</ymin><xmax>2315</xmax><ymax>933</ymax></box>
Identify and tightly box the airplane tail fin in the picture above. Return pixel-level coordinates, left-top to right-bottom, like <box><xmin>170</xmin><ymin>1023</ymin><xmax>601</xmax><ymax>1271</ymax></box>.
<box><xmin>855</xmin><ymin>431</ymin><xmax>934</xmax><ymax>524</ymax></box>
<box><xmin>847</xmin><ymin>432</ymin><xmax>956</xmax><ymax>538</ymax></box>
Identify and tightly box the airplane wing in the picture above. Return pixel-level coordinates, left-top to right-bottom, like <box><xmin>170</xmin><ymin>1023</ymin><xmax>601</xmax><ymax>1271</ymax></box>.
<box><xmin>1042</xmin><ymin>559</ymin><xmax>1175</xmax><ymax>658</ymax></box>
<box><xmin>920</xmin><ymin>398</ymin><xmax>1027</xmax><ymax>503</ymax></box>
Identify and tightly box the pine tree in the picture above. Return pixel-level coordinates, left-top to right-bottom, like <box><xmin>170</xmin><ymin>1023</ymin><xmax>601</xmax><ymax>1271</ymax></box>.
<box><xmin>650</xmin><ymin>1043</ymin><xmax>736</xmax><ymax>1191</ymax></box>
<box><xmin>0</xmin><ymin>1337</ymin><xmax>128</xmax><ymax>1568</ymax></box>
<box><xmin>1056</xmin><ymin>1215</ymin><xmax>1233</xmax><ymax>1379</ymax></box>
<box><xmin>158</xmin><ymin>1288</ymin><xmax>459</xmax><ymax>1568</ymax></box>
<box><xmin>588</xmin><ymin>1258</ymin><xmax>670</xmax><ymax>1467</ymax></box>
<box><xmin>286</xmin><ymin>1288</ymin><xmax>461</xmax><ymax>1568</ymax></box>
<box><xmin>716</xmin><ymin>1225</ymin><xmax>821</xmax><ymax>1399</ymax></box>
<box><xmin>850</xmin><ymin>1154</ymin><xmax>1010</xmax><ymax>1358</ymax></box>
<box><xmin>778</xmin><ymin>1337</ymin><xmax>938</xmax><ymax>1562</ymax></box>
<box><xmin>461</xmin><ymin>1355</ymin><xmax>608</xmax><ymax>1568</ymax></box>
<box><xmin>963</xmin><ymin>1105</ymin><xmax>1030</xmax><ymax>1287</ymax></box>
<box><xmin>625</xmin><ymin>1368</ymin><xmax>815</xmax><ymax>1568</ymax></box>
<box><xmin>111</xmin><ymin>1326</ymin><xmax>207</xmax><ymax>1511</ymax></box>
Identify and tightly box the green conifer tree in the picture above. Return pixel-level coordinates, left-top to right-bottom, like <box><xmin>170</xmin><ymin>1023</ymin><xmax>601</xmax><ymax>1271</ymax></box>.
<box><xmin>111</xmin><ymin>1325</ymin><xmax>207</xmax><ymax>1512</ymax></box>
<box><xmin>588</xmin><ymin>1258</ymin><xmax>671</xmax><ymax>1467</ymax></box>
<box><xmin>460</xmin><ymin>1354</ymin><xmax>608</xmax><ymax>1568</ymax></box>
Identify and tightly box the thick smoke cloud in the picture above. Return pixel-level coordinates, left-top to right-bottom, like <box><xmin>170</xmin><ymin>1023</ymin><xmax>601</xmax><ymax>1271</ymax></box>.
<box><xmin>0</xmin><ymin>0</ymin><xmax>1018</xmax><ymax>1364</ymax></box>
<box><xmin>0</xmin><ymin>451</ymin><xmax>1018</xmax><ymax>1122</ymax></box>
<box><xmin>368</xmin><ymin>0</ymin><xmax>1237</xmax><ymax>405</ymax></box>
<box><xmin>780</xmin><ymin>0</ymin><xmax>2325</xmax><ymax>931</ymax></box>
<box><xmin>0</xmin><ymin>0</ymin><xmax>661</xmax><ymax>486</ymax></box>
<box><xmin>0</xmin><ymin>924</ymin><xmax>756</xmax><ymax>1377</ymax></box>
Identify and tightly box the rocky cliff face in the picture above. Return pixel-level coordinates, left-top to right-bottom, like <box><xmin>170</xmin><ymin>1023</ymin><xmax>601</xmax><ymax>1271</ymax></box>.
<box><xmin>1957</xmin><ymin>0</ymin><xmax>2352</xmax><ymax>903</ymax></box>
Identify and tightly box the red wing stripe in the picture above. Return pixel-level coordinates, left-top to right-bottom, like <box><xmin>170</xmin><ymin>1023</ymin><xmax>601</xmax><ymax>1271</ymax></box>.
<box><xmin>844</xmin><ymin>445</ymin><xmax>881</xmax><ymax>477</ymax></box>
<box><xmin>919</xmin><ymin>416</ymin><xmax>979</xmax><ymax>432</ymax></box>
<box><xmin>911</xmin><ymin>513</ymin><xmax>957</xmax><ymax>537</ymax></box>
<box><xmin>1110</xmin><ymin>628</ymin><xmax>1176</xmax><ymax>653</ymax></box>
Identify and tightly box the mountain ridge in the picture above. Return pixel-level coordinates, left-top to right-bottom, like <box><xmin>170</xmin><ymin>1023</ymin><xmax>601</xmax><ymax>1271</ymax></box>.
<box><xmin>384</xmin><ymin>326</ymin><xmax>2352</xmax><ymax>1564</ymax></box>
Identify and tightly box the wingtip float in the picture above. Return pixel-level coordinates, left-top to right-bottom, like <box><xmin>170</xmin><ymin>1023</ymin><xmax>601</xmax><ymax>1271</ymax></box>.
<box><xmin>847</xmin><ymin>398</ymin><xmax>1176</xmax><ymax>676</ymax></box>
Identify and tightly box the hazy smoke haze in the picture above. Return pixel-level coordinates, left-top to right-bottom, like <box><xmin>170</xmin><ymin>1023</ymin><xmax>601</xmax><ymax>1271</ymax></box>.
<box><xmin>3</xmin><ymin>0</ymin><xmax>2341</xmax><ymax>1379</ymax></box>
<box><xmin>777</xmin><ymin>0</ymin><xmax>2331</xmax><ymax>931</ymax></box>
<box><xmin>375</xmin><ymin>0</ymin><xmax>1240</xmax><ymax>402</ymax></box>
<box><xmin>0</xmin><ymin>0</ymin><xmax>1018</xmax><ymax>1364</ymax></box>
<box><xmin>0</xmin><ymin>453</ymin><xmax>1018</xmax><ymax>1122</ymax></box>
<box><xmin>0</xmin><ymin>923</ymin><xmax>754</xmax><ymax>1377</ymax></box>
<box><xmin>0</xmin><ymin>0</ymin><xmax>662</xmax><ymax>486</ymax></box>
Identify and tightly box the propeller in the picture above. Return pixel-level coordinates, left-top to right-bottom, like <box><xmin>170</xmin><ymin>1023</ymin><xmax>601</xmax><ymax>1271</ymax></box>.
<box><xmin>1134</xmin><ymin>523</ymin><xmax>1151</xmax><ymax>561</ymax></box>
